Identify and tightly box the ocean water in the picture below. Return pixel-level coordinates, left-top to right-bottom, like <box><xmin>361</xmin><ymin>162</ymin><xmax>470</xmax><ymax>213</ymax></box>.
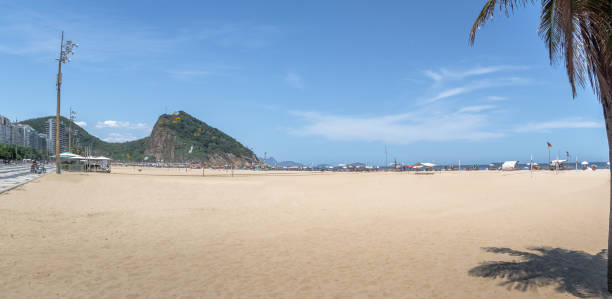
<box><xmin>425</xmin><ymin>162</ymin><xmax>610</xmax><ymax>171</ymax></box>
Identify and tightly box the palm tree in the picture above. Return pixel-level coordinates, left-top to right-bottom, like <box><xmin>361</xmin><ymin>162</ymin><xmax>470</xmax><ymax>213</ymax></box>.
<box><xmin>469</xmin><ymin>0</ymin><xmax>612</xmax><ymax>291</ymax></box>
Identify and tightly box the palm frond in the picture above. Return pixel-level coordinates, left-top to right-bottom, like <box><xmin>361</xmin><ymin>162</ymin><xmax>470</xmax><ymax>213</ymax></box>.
<box><xmin>471</xmin><ymin>0</ymin><xmax>612</xmax><ymax>103</ymax></box>
<box><xmin>538</xmin><ymin>0</ymin><xmax>560</xmax><ymax>64</ymax></box>
<box><xmin>469</xmin><ymin>0</ymin><xmax>534</xmax><ymax>45</ymax></box>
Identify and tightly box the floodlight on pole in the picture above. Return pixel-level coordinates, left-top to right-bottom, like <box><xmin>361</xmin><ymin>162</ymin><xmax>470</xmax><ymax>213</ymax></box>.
<box><xmin>55</xmin><ymin>31</ymin><xmax>78</xmax><ymax>174</ymax></box>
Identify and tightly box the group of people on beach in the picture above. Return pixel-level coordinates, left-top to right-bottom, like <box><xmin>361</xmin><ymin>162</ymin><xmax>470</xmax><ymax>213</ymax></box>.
<box><xmin>30</xmin><ymin>161</ymin><xmax>45</xmax><ymax>174</ymax></box>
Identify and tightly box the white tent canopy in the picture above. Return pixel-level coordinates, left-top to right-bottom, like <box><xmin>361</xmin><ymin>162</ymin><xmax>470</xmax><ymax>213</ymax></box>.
<box><xmin>502</xmin><ymin>161</ymin><xmax>519</xmax><ymax>170</ymax></box>
<box><xmin>53</xmin><ymin>152</ymin><xmax>85</xmax><ymax>160</ymax></box>
<box><xmin>581</xmin><ymin>161</ymin><xmax>589</xmax><ymax>165</ymax></box>
<box><xmin>86</xmin><ymin>156</ymin><xmax>112</xmax><ymax>160</ymax></box>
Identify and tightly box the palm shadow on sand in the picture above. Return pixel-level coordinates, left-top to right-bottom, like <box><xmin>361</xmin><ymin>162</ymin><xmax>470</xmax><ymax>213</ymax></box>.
<box><xmin>468</xmin><ymin>247</ymin><xmax>608</xmax><ymax>298</ymax></box>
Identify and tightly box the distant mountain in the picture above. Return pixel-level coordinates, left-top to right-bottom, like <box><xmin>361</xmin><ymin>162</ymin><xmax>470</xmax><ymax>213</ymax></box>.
<box><xmin>348</xmin><ymin>162</ymin><xmax>366</xmax><ymax>168</ymax></box>
<box><xmin>20</xmin><ymin>111</ymin><xmax>257</xmax><ymax>165</ymax></box>
<box><xmin>259</xmin><ymin>156</ymin><xmax>278</xmax><ymax>166</ymax></box>
<box><xmin>278</xmin><ymin>160</ymin><xmax>304</xmax><ymax>167</ymax></box>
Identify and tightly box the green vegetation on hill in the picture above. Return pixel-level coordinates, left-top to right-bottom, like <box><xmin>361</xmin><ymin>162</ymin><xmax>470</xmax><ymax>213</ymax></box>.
<box><xmin>148</xmin><ymin>111</ymin><xmax>255</xmax><ymax>163</ymax></box>
<box><xmin>19</xmin><ymin>111</ymin><xmax>256</xmax><ymax>163</ymax></box>
<box><xmin>19</xmin><ymin>116</ymin><xmax>152</xmax><ymax>161</ymax></box>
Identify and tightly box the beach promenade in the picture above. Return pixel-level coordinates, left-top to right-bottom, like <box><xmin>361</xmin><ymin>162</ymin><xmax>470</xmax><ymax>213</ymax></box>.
<box><xmin>0</xmin><ymin>163</ymin><xmax>54</xmax><ymax>194</ymax></box>
<box><xmin>0</xmin><ymin>168</ymin><xmax>608</xmax><ymax>298</ymax></box>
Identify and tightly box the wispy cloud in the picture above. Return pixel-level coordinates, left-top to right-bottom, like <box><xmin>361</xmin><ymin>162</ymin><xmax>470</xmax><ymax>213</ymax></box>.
<box><xmin>457</xmin><ymin>105</ymin><xmax>495</xmax><ymax>113</ymax></box>
<box><xmin>424</xmin><ymin>70</ymin><xmax>443</xmax><ymax>81</ymax></box>
<box><xmin>74</xmin><ymin>121</ymin><xmax>87</xmax><ymax>127</ymax></box>
<box><xmin>0</xmin><ymin>5</ymin><xmax>281</xmax><ymax>64</ymax></box>
<box><xmin>96</xmin><ymin>120</ymin><xmax>150</xmax><ymax>130</ymax></box>
<box><xmin>424</xmin><ymin>66</ymin><xmax>526</xmax><ymax>82</ymax></box>
<box><xmin>486</xmin><ymin>96</ymin><xmax>508</xmax><ymax>101</ymax></box>
<box><xmin>289</xmin><ymin>106</ymin><xmax>503</xmax><ymax>144</ymax></box>
<box><xmin>514</xmin><ymin>118</ymin><xmax>604</xmax><ymax>132</ymax></box>
<box><xmin>285</xmin><ymin>72</ymin><xmax>304</xmax><ymax>89</ymax></box>
<box><xmin>423</xmin><ymin>77</ymin><xmax>530</xmax><ymax>104</ymax></box>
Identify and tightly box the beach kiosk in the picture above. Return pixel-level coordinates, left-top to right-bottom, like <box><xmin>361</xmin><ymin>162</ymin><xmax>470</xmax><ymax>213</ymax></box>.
<box><xmin>50</xmin><ymin>153</ymin><xmax>112</xmax><ymax>173</ymax></box>
<box><xmin>85</xmin><ymin>156</ymin><xmax>112</xmax><ymax>173</ymax></box>
<box><xmin>581</xmin><ymin>161</ymin><xmax>589</xmax><ymax>170</ymax></box>
<box><xmin>501</xmin><ymin>161</ymin><xmax>519</xmax><ymax>171</ymax></box>
<box><xmin>550</xmin><ymin>159</ymin><xmax>567</xmax><ymax>170</ymax></box>
<box><xmin>51</xmin><ymin>152</ymin><xmax>86</xmax><ymax>171</ymax></box>
<box><xmin>413</xmin><ymin>162</ymin><xmax>435</xmax><ymax>174</ymax></box>
<box><xmin>422</xmin><ymin>162</ymin><xmax>436</xmax><ymax>171</ymax></box>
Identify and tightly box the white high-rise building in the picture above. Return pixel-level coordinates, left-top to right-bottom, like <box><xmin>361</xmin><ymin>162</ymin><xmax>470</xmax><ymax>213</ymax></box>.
<box><xmin>0</xmin><ymin>114</ymin><xmax>47</xmax><ymax>153</ymax></box>
<box><xmin>0</xmin><ymin>115</ymin><xmax>12</xmax><ymax>145</ymax></box>
<box><xmin>45</xmin><ymin>118</ymin><xmax>67</xmax><ymax>154</ymax></box>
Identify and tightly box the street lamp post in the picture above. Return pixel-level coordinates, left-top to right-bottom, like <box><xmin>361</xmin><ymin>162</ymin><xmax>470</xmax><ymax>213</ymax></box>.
<box><xmin>55</xmin><ymin>31</ymin><xmax>78</xmax><ymax>174</ymax></box>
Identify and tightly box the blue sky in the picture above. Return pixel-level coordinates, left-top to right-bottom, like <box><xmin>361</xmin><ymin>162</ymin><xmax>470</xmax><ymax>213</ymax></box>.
<box><xmin>0</xmin><ymin>0</ymin><xmax>608</xmax><ymax>165</ymax></box>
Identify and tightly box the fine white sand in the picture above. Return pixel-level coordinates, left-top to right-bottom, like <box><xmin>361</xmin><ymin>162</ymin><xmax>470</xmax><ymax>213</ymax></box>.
<box><xmin>0</xmin><ymin>168</ymin><xmax>608</xmax><ymax>298</ymax></box>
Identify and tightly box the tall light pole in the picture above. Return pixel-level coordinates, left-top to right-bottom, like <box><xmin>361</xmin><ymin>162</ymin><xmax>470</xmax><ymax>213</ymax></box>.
<box><xmin>55</xmin><ymin>31</ymin><xmax>78</xmax><ymax>174</ymax></box>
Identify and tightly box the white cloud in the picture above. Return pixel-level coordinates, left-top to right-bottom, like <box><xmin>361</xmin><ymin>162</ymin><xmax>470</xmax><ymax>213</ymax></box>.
<box><xmin>424</xmin><ymin>66</ymin><xmax>526</xmax><ymax>82</ymax></box>
<box><xmin>74</xmin><ymin>121</ymin><xmax>87</xmax><ymax>127</ymax></box>
<box><xmin>423</xmin><ymin>77</ymin><xmax>530</xmax><ymax>104</ymax></box>
<box><xmin>285</xmin><ymin>72</ymin><xmax>304</xmax><ymax>89</ymax></box>
<box><xmin>96</xmin><ymin>120</ymin><xmax>150</xmax><ymax>130</ymax></box>
<box><xmin>486</xmin><ymin>96</ymin><xmax>508</xmax><ymax>101</ymax></box>
<box><xmin>515</xmin><ymin>118</ymin><xmax>604</xmax><ymax>132</ymax></box>
<box><xmin>289</xmin><ymin>107</ymin><xmax>503</xmax><ymax>144</ymax></box>
<box><xmin>96</xmin><ymin>120</ymin><xmax>120</xmax><ymax>128</ymax></box>
<box><xmin>457</xmin><ymin>105</ymin><xmax>495</xmax><ymax>113</ymax></box>
<box><xmin>426</xmin><ymin>86</ymin><xmax>475</xmax><ymax>103</ymax></box>
<box><xmin>103</xmin><ymin>132</ymin><xmax>139</xmax><ymax>142</ymax></box>
<box><xmin>424</xmin><ymin>70</ymin><xmax>443</xmax><ymax>81</ymax></box>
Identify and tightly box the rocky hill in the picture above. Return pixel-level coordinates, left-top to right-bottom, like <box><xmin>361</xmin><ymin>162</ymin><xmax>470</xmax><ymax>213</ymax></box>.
<box><xmin>144</xmin><ymin>111</ymin><xmax>256</xmax><ymax>164</ymax></box>
<box><xmin>20</xmin><ymin>111</ymin><xmax>257</xmax><ymax>165</ymax></box>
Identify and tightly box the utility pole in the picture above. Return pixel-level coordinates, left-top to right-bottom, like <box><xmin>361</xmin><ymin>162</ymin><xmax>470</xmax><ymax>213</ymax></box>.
<box><xmin>55</xmin><ymin>32</ymin><xmax>63</xmax><ymax>174</ymax></box>
<box><xmin>54</xmin><ymin>31</ymin><xmax>78</xmax><ymax>174</ymax></box>
<box><xmin>384</xmin><ymin>145</ymin><xmax>388</xmax><ymax>170</ymax></box>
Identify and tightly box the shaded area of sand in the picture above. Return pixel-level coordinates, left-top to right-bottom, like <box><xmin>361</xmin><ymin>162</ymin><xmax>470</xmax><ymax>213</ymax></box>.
<box><xmin>0</xmin><ymin>169</ymin><xmax>609</xmax><ymax>298</ymax></box>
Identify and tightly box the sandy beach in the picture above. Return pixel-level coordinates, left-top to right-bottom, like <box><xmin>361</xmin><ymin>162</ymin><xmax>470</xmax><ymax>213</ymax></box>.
<box><xmin>0</xmin><ymin>168</ymin><xmax>609</xmax><ymax>298</ymax></box>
